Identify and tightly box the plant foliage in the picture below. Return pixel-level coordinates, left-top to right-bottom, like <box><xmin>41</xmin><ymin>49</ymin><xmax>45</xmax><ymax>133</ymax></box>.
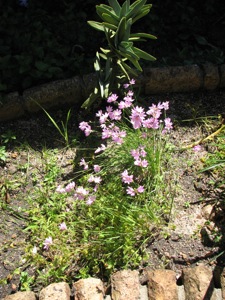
<box><xmin>82</xmin><ymin>0</ymin><xmax>156</xmax><ymax>109</ymax></box>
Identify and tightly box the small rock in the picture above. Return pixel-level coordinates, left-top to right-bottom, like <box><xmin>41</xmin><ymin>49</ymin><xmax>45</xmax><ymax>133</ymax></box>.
<box><xmin>111</xmin><ymin>270</ymin><xmax>140</xmax><ymax>300</ymax></box>
<box><xmin>39</xmin><ymin>282</ymin><xmax>70</xmax><ymax>300</ymax></box>
<box><xmin>74</xmin><ymin>278</ymin><xmax>104</xmax><ymax>300</ymax></box>
<box><xmin>2</xmin><ymin>291</ymin><xmax>36</xmax><ymax>300</ymax></box>
<box><xmin>182</xmin><ymin>265</ymin><xmax>215</xmax><ymax>300</ymax></box>
<box><xmin>146</xmin><ymin>269</ymin><xmax>178</xmax><ymax>300</ymax></box>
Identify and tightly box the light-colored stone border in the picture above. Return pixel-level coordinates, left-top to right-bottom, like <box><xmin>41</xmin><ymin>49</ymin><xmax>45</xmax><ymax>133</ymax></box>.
<box><xmin>2</xmin><ymin>265</ymin><xmax>224</xmax><ymax>299</ymax></box>
<box><xmin>0</xmin><ymin>63</ymin><xmax>224</xmax><ymax>122</ymax></box>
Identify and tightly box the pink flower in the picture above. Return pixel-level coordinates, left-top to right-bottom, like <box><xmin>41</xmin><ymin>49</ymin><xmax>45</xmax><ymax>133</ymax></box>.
<box><xmin>134</xmin><ymin>159</ymin><xmax>148</xmax><ymax>168</ymax></box>
<box><xmin>65</xmin><ymin>182</ymin><xmax>75</xmax><ymax>192</ymax></box>
<box><xmin>129</xmin><ymin>79</ymin><xmax>136</xmax><ymax>85</ymax></box>
<box><xmin>93</xmin><ymin>165</ymin><xmax>101</xmax><ymax>173</ymax></box>
<box><xmin>99</xmin><ymin>113</ymin><xmax>109</xmax><ymax>124</ymax></box>
<box><xmin>86</xmin><ymin>195</ymin><xmax>96</xmax><ymax>205</ymax></box>
<box><xmin>88</xmin><ymin>175</ymin><xmax>102</xmax><ymax>184</ymax></box>
<box><xmin>121</xmin><ymin>170</ymin><xmax>133</xmax><ymax>184</ymax></box>
<box><xmin>56</xmin><ymin>185</ymin><xmax>66</xmax><ymax>193</ymax></box>
<box><xmin>142</xmin><ymin>117</ymin><xmax>159</xmax><ymax>129</ymax></box>
<box><xmin>95</xmin><ymin>144</ymin><xmax>106</xmax><ymax>153</ymax></box>
<box><xmin>109</xmin><ymin>109</ymin><xmax>122</xmax><ymax>121</ymax></box>
<box><xmin>161</xmin><ymin>101</ymin><xmax>169</xmax><ymax>110</ymax></box>
<box><xmin>79</xmin><ymin>121</ymin><xmax>92</xmax><ymax>136</ymax></box>
<box><xmin>131</xmin><ymin>146</ymin><xmax>147</xmax><ymax>160</ymax></box>
<box><xmin>146</xmin><ymin>104</ymin><xmax>162</xmax><ymax>119</ymax></box>
<box><xmin>127</xmin><ymin>90</ymin><xmax>134</xmax><ymax>97</ymax></box>
<box><xmin>102</xmin><ymin>127</ymin><xmax>112</xmax><ymax>139</ymax></box>
<box><xmin>130</xmin><ymin>106</ymin><xmax>146</xmax><ymax>129</ymax></box>
<box><xmin>164</xmin><ymin>118</ymin><xmax>173</xmax><ymax>131</ymax></box>
<box><xmin>107</xmin><ymin>94</ymin><xmax>118</xmax><ymax>103</ymax></box>
<box><xmin>126</xmin><ymin>186</ymin><xmax>135</xmax><ymax>196</ymax></box>
<box><xmin>131</xmin><ymin>149</ymin><xmax>140</xmax><ymax>160</ymax></box>
<box><xmin>43</xmin><ymin>237</ymin><xmax>53</xmax><ymax>250</ymax></box>
<box><xmin>75</xmin><ymin>186</ymin><xmax>89</xmax><ymax>200</ymax></box>
<box><xmin>193</xmin><ymin>145</ymin><xmax>202</xmax><ymax>152</ymax></box>
<box><xmin>79</xmin><ymin>121</ymin><xmax>89</xmax><ymax>131</ymax></box>
<box><xmin>79</xmin><ymin>158</ymin><xmax>89</xmax><ymax>170</ymax></box>
<box><xmin>111</xmin><ymin>129</ymin><xmax>126</xmax><ymax>144</ymax></box>
<box><xmin>123</xmin><ymin>83</ymin><xmax>130</xmax><ymax>89</ymax></box>
<box><xmin>59</xmin><ymin>222</ymin><xmax>67</xmax><ymax>231</ymax></box>
<box><xmin>137</xmin><ymin>186</ymin><xmax>145</xmax><ymax>193</ymax></box>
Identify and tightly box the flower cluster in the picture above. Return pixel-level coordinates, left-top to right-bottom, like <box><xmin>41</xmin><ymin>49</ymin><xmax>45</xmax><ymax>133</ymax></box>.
<box><xmin>79</xmin><ymin>80</ymin><xmax>172</xmax><ymax>146</ymax></box>
<box><xmin>56</xmin><ymin>178</ymin><xmax>98</xmax><ymax>205</ymax></box>
<box><xmin>78</xmin><ymin>80</ymin><xmax>173</xmax><ymax>199</ymax></box>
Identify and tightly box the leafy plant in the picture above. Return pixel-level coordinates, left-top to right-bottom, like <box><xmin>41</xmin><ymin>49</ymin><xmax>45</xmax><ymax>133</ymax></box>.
<box><xmin>19</xmin><ymin>271</ymin><xmax>34</xmax><ymax>291</ymax></box>
<box><xmin>24</xmin><ymin>82</ymin><xmax>174</xmax><ymax>283</ymax></box>
<box><xmin>0</xmin><ymin>146</ymin><xmax>7</xmax><ymax>163</ymax></box>
<box><xmin>82</xmin><ymin>0</ymin><xmax>157</xmax><ymax>109</ymax></box>
<box><xmin>1</xmin><ymin>130</ymin><xmax>16</xmax><ymax>144</ymax></box>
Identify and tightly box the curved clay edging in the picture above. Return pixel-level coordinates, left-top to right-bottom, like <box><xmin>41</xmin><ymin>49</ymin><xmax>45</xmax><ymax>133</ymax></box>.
<box><xmin>0</xmin><ymin>63</ymin><xmax>225</xmax><ymax>122</ymax></box>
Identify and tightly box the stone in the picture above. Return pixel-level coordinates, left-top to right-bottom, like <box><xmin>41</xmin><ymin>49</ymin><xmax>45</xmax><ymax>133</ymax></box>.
<box><xmin>73</xmin><ymin>278</ymin><xmax>104</xmax><ymax>300</ymax></box>
<box><xmin>146</xmin><ymin>269</ymin><xmax>178</xmax><ymax>300</ymax></box>
<box><xmin>202</xmin><ymin>204</ymin><xmax>215</xmax><ymax>220</ymax></box>
<box><xmin>219</xmin><ymin>64</ymin><xmax>225</xmax><ymax>88</ymax></box>
<box><xmin>139</xmin><ymin>285</ymin><xmax>148</xmax><ymax>300</ymax></box>
<box><xmin>82</xmin><ymin>73</ymin><xmax>98</xmax><ymax>99</ymax></box>
<box><xmin>144</xmin><ymin>65</ymin><xmax>203</xmax><ymax>94</ymax></box>
<box><xmin>0</xmin><ymin>92</ymin><xmax>24</xmax><ymax>122</ymax></box>
<box><xmin>39</xmin><ymin>282</ymin><xmax>70</xmax><ymax>300</ymax></box>
<box><xmin>202</xmin><ymin>63</ymin><xmax>220</xmax><ymax>90</ymax></box>
<box><xmin>2</xmin><ymin>291</ymin><xmax>36</xmax><ymax>300</ymax></box>
<box><xmin>182</xmin><ymin>265</ymin><xmax>215</xmax><ymax>300</ymax></box>
<box><xmin>220</xmin><ymin>267</ymin><xmax>225</xmax><ymax>299</ymax></box>
<box><xmin>111</xmin><ymin>270</ymin><xmax>140</xmax><ymax>300</ymax></box>
<box><xmin>23</xmin><ymin>76</ymin><xmax>83</xmax><ymax>113</ymax></box>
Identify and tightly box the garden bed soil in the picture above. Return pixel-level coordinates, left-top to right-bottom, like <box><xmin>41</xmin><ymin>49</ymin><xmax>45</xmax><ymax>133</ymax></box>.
<box><xmin>0</xmin><ymin>91</ymin><xmax>225</xmax><ymax>298</ymax></box>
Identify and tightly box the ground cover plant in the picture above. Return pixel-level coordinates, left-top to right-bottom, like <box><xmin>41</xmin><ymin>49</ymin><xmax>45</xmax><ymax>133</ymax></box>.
<box><xmin>20</xmin><ymin>81</ymin><xmax>174</xmax><ymax>286</ymax></box>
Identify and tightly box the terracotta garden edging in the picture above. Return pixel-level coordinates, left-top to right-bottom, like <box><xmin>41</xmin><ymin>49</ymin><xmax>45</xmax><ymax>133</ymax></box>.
<box><xmin>0</xmin><ymin>63</ymin><xmax>225</xmax><ymax>122</ymax></box>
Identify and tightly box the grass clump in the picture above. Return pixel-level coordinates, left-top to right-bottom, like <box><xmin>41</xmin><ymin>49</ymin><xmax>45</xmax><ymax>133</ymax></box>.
<box><xmin>23</xmin><ymin>81</ymin><xmax>174</xmax><ymax>286</ymax></box>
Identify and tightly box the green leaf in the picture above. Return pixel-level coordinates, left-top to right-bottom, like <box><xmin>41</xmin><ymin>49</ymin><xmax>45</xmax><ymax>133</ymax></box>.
<box><xmin>102</xmin><ymin>22</ymin><xmax>118</xmax><ymax>31</ymax></box>
<box><xmin>120</xmin><ymin>41</ymin><xmax>133</xmax><ymax>49</ymax></box>
<box><xmin>97</xmin><ymin>5</ymin><xmax>119</xmax><ymax>22</ymax></box>
<box><xmin>133</xmin><ymin>47</ymin><xmax>156</xmax><ymax>61</ymax></box>
<box><xmin>127</xmin><ymin>0</ymin><xmax>147</xmax><ymax>19</ymax></box>
<box><xmin>81</xmin><ymin>88</ymin><xmax>100</xmax><ymax>109</ymax></box>
<box><xmin>119</xmin><ymin>60</ymin><xmax>139</xmax><ymax>77</ymax></box>
<box><xmin>120</xmin><ymin>0</ymin><xmax>130</xmax><ymax>18</ymax></box>
<box><xmin>118</xmin><ymin>49</ymin><xmax>142</xmax><ymax>71</ymax></box>
<box><xmin>88</xmin><ymin>21</ymin><xmax>105</xmax><ymax>32</ymax></box>
<box><xmin>101</xmin><ymin>13</ymin><xmax>119</xmax><ymax>26</ymax></box>
<box><xmin>115</xmin><ymin>17</ymin><xmax>127</xmax><ymax>47</ymax></box>
<box><xmin>108</xmin><ymin>0</ymin><xmax>121</xmax><ymax>16</ymax></box>
<box><xmin>117</xmin><ymin>60</ymin><xmax>130</xmax><ymax>79</ymax></box>
<box><xmin>118</xmin><ymin>45</ymin><xmax>139</xmax><ymax>60</ymax></box>
<box><xmin>122</xmin><ymin>18</ymin><xmax>132</xmax><ymax>42</ymax></box>
<box><xmin>132</xmin><ymin>6</ymin><xmax>151</xmax><ymax>23</ymax></box>
<box><xmin>130</xmin><ymin>32</ymin><xmax>157</xmax><ymax>40</ymax></box>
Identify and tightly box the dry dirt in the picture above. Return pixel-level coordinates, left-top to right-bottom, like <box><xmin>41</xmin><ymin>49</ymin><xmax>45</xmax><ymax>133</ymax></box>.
<box><xmin>0</xmin><ymin>91</ymin><xmax>225</xmax><ymax>298</ymax></box>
